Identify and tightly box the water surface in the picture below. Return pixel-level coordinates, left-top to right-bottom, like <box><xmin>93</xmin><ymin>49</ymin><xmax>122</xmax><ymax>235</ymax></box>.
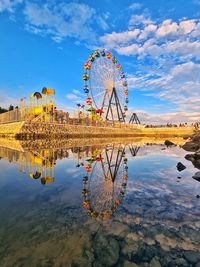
<box><xmin>0</xmin><ymin>138</ymin><xmax>200</xmax><ymax>267</ymax></box>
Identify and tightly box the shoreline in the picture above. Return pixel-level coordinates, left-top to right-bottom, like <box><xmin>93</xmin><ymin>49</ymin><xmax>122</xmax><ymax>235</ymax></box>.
<box><xmin>0</xmin><ymin>121</ymin><xmax>194</xmax><ymax>139</ymax></box>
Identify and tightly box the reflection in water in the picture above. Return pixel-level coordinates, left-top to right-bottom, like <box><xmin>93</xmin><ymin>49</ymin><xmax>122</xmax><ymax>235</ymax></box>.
<box><xmin>81</xmin><ymin>144</ymin><xmax>129</xmax><ymax>221</ymax></box>
<box><xmin>0</xmin><ymin>147</ymin><xmax>69</xmax><ymax>185</ymax></box>
<box><xmin>0</xmin><ymin>143</ymin><xmax>141</xmax><ymax>220</ymax></box>
<box><xmin>0</xmin><ymin>139</ymin><xmax>200</xmax><ymax>267</ymax></box>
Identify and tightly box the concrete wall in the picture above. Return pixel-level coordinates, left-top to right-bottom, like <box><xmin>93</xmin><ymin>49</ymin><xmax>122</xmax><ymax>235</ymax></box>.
<box><xmin>0</xmin><ymin>122</ymin><xmax>25</xmax><ymax>137</ymax></box>
<box><xmin>0</xmin><ymin>121</ymin><xmax>194</xmax><ymax>139</ymax></box>
<box><xmin>16</xmin><ymin>122</ymin><xmax>142</xmax><ymax>139</ymax></box>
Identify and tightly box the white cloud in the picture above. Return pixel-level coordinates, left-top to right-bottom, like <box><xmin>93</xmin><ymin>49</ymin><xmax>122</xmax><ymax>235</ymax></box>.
<box><xmin>138</xmin><ymin>24</ymin><xmax>157</xmax><ymax>39</ymax></box>
<box><xmin>100</xmin><ymin>18</ymin><xmax>200</xmax><ymax>60</ymax></box>
<box><xmin>66</xmin><ymin>89</ymin><xmax>84</xmax><ymax>104</ymax></box>
<box><xmin>127</xmin><ymin>61</ymin><xmax>200</xmax><ymax>115</ymax></box>
<box><xmin>116</xmin><ymin>43</ymin><xmax>140</xmax><ymax>55</ymax></box>
<box><xmin>23</xmin><ymin>2</ymin><xmax>99</xmax><ymax>43</ymax></box>
<box><xmin>164</xmin><ymin>40</ymin><xmax>200</xmax><ymax>59</ymax></box>
<box><xmin>100</xmin><ymin>29</ymin><xmax>140</xmax><ymax>49</ymax></box>
<box><xmin>129</xmin><ymin>2</ymin><xmax>143</xmax><ymax>11</ymax></box>
<box><xmin>179</xmin><ymin>20</ymin><xmax>196</xmax><ymax>34</ymax></box>
<box><xmin>130</xmin><ymin>109</ymin><xmax>200</xmax><ymax>124</ymax></box>
<box><xmin>129</xmin><ymin>14</ymin><xmax>153</xmax><ymax>27</ymax></box>
<box><xmin>156</xmin><ymin>19</ymin><xmax>178</xmax><ymax>37</ymax></box>
<box><xmin>0</xmin><ymin>0</ymin><xmax>23</xmax><ymax>13</ymax></box>
<box><xmin>72</xmin><ymin>89</ymin><xmax>82</xmax><ymax>96</ymax></box>
<box><xmin>66</xmin><ymin>93</ymin><xmax>81</xmax><ymax>101</ymax></box>
<box><xmin>96</xmin><ymin>15</ymin><xmax>109</xmax><ymax>30</ymax></box>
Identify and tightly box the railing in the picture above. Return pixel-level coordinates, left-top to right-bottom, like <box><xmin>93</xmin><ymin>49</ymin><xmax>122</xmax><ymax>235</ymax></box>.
<box><xmin>0</xmin><ymin>109</ymin><xmax>24</xmax><ymax>124</ymax></box>
<box><xmin>0</xmin><ymin>110</ymin><xmax>197</xmax><ymax>132</ymax></box>
<box><xmin>0</xmin><ymin>110</ymin><xmax>142</xmax><ymax>129</ymax></box>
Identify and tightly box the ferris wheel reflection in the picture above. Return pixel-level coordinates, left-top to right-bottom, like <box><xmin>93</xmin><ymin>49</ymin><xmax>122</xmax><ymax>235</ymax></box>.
<box><xmin>81</xmin><ymin>144</ymin><xmax>130</xmax><ymax>221</ymax></box>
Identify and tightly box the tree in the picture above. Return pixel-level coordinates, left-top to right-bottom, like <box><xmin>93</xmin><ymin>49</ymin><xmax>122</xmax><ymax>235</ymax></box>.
<box><xmin>0</xmin><ymin>107</ymin><xmax>8</xmax><ymax>114</ymax></box>
<box><xmin>8</xmin><ymin>105</ymin><xmax>14</xmax><ymax>111</ymax></box>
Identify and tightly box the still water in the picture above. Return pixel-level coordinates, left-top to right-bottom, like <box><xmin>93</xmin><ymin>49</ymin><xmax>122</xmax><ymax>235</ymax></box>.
<box><xmin>0</xmin><ymin>138</ymin><xmax>200</xmax><ymax>267</ymax></box>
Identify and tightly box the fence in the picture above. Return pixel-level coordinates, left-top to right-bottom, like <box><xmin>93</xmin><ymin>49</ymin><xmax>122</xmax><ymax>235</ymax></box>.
<box><xmin>0</xmin><ymin>109</ymin><xmax>144</xmax><ymax>130</ymax></box>
<box><xmin>0</xmin><ymin>109</ymin><xmax>24</xmax><ymax>124</ymax></box>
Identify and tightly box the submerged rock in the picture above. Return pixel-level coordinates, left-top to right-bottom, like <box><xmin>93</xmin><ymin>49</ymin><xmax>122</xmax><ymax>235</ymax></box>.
<box><xmin>182</xmin><ymin>142</ymin><xmax>200</xmax><ymax>152</ymax></box>
<box><xmin>185</xmin><ymin>154</ymin><xmax>195</xmax><ymax>161</ymax></box>
<box><xmin>185</xmin><ymin>153</ymin><xmax>200</xmax><ymax>169</ymax></box>
<box><xmin>173</xmin><ymin>257</ymin><xmax>188</xmax><ymax>267</ymax></box>
<box><xmin>93</xmin><ymin>233</ymin><xmax>119</xmax><ymax>266</ymax></box>
<box><xmin>149</xmin><ymin>257</ymin><xmax>161</xmax><ymax>267</ymax></box>
<box><xmin>123</xmin><ymin>261</ymin><xmax>140</xmax><ymax>267</ymax></box>
<box><xmin>177</xmin><ymin>162</ymin><xmax>186</xmax><ymax>172</ymax></box>
<box><xmin>192</xmin><ymin>172</ymin><xmax>200</xmax><ymax>182</ymax></box>
<box><xmin>107</xmin><ymin>221</ymin><xmax>130</xmax><ymax>238</ymax></box>
<box><xmin>184</xmin><ymin>250</ymin><xmax>200</xmax><ymax>264</ymax></box>
<box><xmin>192</xmin><ymin>135</ymin><xmax>200</xmax><ymax>142</ymax></box>
<box><xmin>164</xmin><ymin>140</ymin><xmax>175</xmax><ymax>146</ymax></box>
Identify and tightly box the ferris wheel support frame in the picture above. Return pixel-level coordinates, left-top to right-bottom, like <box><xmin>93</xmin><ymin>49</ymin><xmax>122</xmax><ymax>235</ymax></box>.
<box><xmin>105</xmin><ymin>145</ymin><xmax>125</xmax><ymax>182</ymax></box>
<box><xmin>129</xmin><ymin>145</ymin><xmax>140</xmax><ymax>157</ymax></box>
<box><xmin>129</xmin><ymin>113</ymin><xmax>141</xmax><ymax>124</ymax></box>
<box><xmin>105</xmin><ymin>87</ymin><xmax>125</xmax><ymax>123</ymax></box>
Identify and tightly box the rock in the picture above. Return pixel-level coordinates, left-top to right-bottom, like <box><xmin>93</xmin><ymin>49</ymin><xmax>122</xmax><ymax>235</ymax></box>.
<box><xmin>164</xmin><ymin>140</ymin><xmax>175</xmax><ymax>146</ymax></box>
<box><xmin>182</xmin><ymin>142</ymin><xmax>200</xmax><ymax>152</ymax></box>
<box><xmin>193</xmin><ymin>172</ymin><xmax>200</xmax><ymax>182</ymax></box>
<box><xmin>177</xmin><ymin>162</ymin><xmax>186</xmax><ymax>172</ymax></box>
<box><xmin>185</xmin><ymin>154</ymin><xmax>195</xmax><ymax>161</ymax></box>
<box><xmin>193</xmin><ymin>160</ymin><xmax>200</xmax><ymax>169</ymax></box>
<box><xmin>192</xmin><ymin>135</ymin><xmax>200</xmax><ymax>142</ymax></box>
<box><xmin>185</xmin><ymin>154</ymin><xmax>200</xmax><ymax>169</ymax></box>
<box><xmin>93</xmin><ymin>233</ymin><xmax>119</xmax><ymax>266</ymax></box>
<box><xmin>184</xmin><ymin>251</ymin><xmax>200</xmax><ymax>263</ymax></box>
<box><xmin>133</xmin><ymin>245</ymin><xmax>157</xmax><ymax>263</ymax></box>
<box><xmin>149</xmin><ymin>257</ymin><xmax>161</xmax><ymax>267</ymax></box>
<box><xmin>174</xmin><ymin>257</ymin><xmax>188</xmax><ymax>267</ymax></box>
<box><xmin>121</xmin><ymin>241</ymin><xmax>139</xmax><ymax>259</ymax></box>
<box><xmin>107</xmin><ymin>222</ymin><xmax>130</xmax><ymax>238</ymax></box>
<box><xmin>84</xmin><ymin>249</ymin><xmax>94</xmax><ymax>262</ymax></box>
<box><xmin>123</xmin><ymin>261</ymin><xmax>140</xmax><ymax>267</ymax></box>
<box><xmin>72</xmin><ymin>258</ymin><xmax>92</xmax><ymax>267</ymax></box>
<box><xmin>155</xmin><ymin>234</ymin><xmax>177</xmax><ymax>251</ymax></box>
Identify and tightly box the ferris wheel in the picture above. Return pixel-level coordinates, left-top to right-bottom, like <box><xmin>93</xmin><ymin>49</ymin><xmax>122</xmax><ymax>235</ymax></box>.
<box><xmin>82</xmin><ymin>144</ymin><xmax>128</xmax><ymax>221</ymax></box>
<box><xmin>83</xmin><ymin>49</ymin><xmax>129</xmax><ymax>123</ymax></box>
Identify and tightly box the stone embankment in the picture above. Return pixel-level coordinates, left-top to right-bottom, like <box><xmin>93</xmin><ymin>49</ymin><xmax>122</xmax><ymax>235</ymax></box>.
<box><xmin>0</xmin><ymin>121</ymin><xmax>195</xmax><ymax>139</ymax></box>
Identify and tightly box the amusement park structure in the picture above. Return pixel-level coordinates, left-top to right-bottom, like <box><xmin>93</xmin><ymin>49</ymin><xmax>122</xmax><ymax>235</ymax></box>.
<box><xmin>0</xmin><ymin>49</ymin><xmax>142</xmax><ymax>129</ymax></box>
<box><xmin>20</xmin><ymin>87</ymin><xmax>56</xmax><ymax>123</ymax></box>
<box><xmin>83</xmin><ymin>49</ymin><xmax>129</xmax><ymax>124</ymax></box>
<box><xmin>129</xmin><ymin>113</ymin><xmax>141</xmax><ymax>124</ymax></box>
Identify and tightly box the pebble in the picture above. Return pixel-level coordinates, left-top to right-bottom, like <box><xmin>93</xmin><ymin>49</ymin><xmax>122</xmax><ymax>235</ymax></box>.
<box><xmin>123</xmin><ymin>261</ymin><xmax>140</xmax><ymax>267</ymax></box>
<box><xmin>93</xmin><ymin>233</ymin><xmax>119</xmax><ymax>266</ymax></box>
<box><xmin>184</xmin><ymin>251</ymin><xmax>200</xmax><ymax>263</ymax></box>
<box><xmin>149</xmin><ymin>257</ymin><xmax>161</xmax><ymax>267</ymax></box>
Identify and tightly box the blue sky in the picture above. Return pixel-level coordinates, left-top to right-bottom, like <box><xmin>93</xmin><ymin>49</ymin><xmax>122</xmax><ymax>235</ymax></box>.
<box><xmin>0</xmin><ymin>0</ymin><xmax>200</xmax><ymax>123</ymax></box>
